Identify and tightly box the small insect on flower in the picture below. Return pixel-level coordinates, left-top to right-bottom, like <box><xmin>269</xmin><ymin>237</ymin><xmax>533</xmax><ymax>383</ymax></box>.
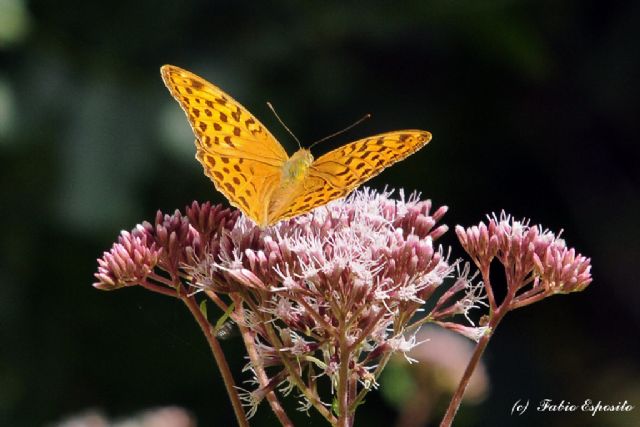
<box><xmin>214</xmin><ymin>320</ymin><xmax>236</xmax><ymax>340</ymax></box>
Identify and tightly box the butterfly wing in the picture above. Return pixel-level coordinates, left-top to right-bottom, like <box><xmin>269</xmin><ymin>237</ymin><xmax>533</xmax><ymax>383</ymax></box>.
<box><xmin>161</xmin><ymin>65</ymin><xmax>288</xmax><ymax>225</ymax></box>
<box><xmin>194</xmin><ymin>141</ymin><xmax>283</xmax><ymax>225</ymax></box>
<box><xmin>267</xmin><ymin>130</ymin><xmax>432</xmax><ymax>223</ymax></box>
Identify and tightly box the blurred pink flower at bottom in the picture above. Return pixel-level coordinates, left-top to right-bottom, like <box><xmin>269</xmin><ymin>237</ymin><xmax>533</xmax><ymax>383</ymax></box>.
<box><xmin>390</xmin><ymin>326</ymin><xmax>490</xmax><ymax>427</ymax></box>
<box><xmin>409</xmin><ymin>326</ymin><xmax>489</xmax><ymax>402</ymax></box>
<box><xmin>50</xmin><ymin>407</ymin><xmax>195</xmax><ymax>427</ymax></box>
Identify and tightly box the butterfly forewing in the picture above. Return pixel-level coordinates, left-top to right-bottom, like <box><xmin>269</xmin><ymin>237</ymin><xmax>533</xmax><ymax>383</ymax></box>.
<box><xmin>161</xmin><ymin>65</ymin><xmax>287</xmax><ymax>163</ymax></box>
<box><xmin>161</xmin><ymin>65</ymin><xmax>289</xmax><ymax>225</ymax></box>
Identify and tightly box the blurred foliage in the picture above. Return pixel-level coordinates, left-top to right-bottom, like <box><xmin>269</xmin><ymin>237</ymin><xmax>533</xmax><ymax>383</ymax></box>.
<box><xmin>0</xmin><ymin>0</ymin><xmax>639</xmax><ymax>426</ymax></box>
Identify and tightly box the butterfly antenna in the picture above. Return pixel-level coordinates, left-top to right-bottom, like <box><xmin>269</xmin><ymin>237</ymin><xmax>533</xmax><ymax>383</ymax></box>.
<box><xmin>309</xmin><ymin>113</ymin><xmax>372</xmax><ymax>150</ymax></box>
<box><xmin>267</xmin><ymin>102</ymin><xmax>302</xmax><ymax>150</ymax></box>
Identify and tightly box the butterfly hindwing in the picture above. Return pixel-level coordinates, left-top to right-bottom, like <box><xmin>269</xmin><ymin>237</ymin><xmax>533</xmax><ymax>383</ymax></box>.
<box><xmin>195</xmin><ymin>143</ymin><xmax>280</xmax><ymax>222</ymax></box>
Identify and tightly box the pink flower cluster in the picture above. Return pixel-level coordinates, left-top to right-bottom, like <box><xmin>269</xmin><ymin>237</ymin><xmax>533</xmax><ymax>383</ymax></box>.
<box><xmin>94</xmin><ymin>203</ymin><xmax>239</xmax><ymax>291</ymax></box>
<box><xmin>455</xmin><ymin>213</ymin><xmax>592</xmax><ymax>309</ymax></box>
<box><xmin>93</xmin><ymin>190</ymin><xmax>592</xmax><ymax>420</ymax></box>
<box><xmin>94</xmin><ymin>189</ymin><xmax>476</xmax><ymax>414</ymax></box>
<box><xmin>188</xmin><ymin>189</ymin><xmax>461</xmax><ymax>411</ymax></box>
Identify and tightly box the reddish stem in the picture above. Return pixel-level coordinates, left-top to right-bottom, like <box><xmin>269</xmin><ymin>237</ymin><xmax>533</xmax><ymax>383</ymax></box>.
<box><xmin>440</xmin><ymin>262</ymin><xmax>519</xmax><ymax>426</ymax></box>
<box><xmin>439</xmin><ymin>327</ymin><xmax>491</xmax><ymax>427</ymax></box>
<box><xmin>337</xmin><ymin>314</ymin><xmax>354</xmax><ymax>427</ymax></box>
<box><xmin>140</xmin><ymin>279</ymin><xmax>180</xmax><ymax>298</ymax></box>
<box><xmin>182</xmin><ymin>295</ymin><xmax>249</xmax><ymax>427</ymax></box>
<box><xmin>231</xmin><ymin>295</ymin><xmax>294</xmax><ymax>427</ymax></box>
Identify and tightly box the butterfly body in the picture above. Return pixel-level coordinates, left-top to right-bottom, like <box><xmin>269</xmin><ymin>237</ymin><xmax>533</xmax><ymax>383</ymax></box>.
<box><xmin>161</xmin><ymin>65</ymin><xmax>432</xmax><ymax>227</ymax></box>
<box><xmin>282</xmin><ymin>149</ymin><xmax>314</xmax><ymax>181</ymax></box>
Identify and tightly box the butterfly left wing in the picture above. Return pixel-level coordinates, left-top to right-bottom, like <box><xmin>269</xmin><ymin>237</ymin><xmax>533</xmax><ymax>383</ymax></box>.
<box><xmin>267</xmin><ymin>130</ymin><xmax>432</xmax><ymax>223</ymax></box>
<box><xmin>161</xmin><ymin>65</ymin><xmax>289</xmax><ymax>226</ymax></box>
<box><xmin>195</xmin><ymin>142</ymin><xmax>283</xmax><ymax>225</ymax></box>
<box><xmin>160</xmin><ymin>64</ymin><xmax>289</xmax><ymax>164</ymax></box>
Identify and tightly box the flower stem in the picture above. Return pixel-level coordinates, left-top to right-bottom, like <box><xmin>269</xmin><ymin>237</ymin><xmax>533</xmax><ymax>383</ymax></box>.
<box><xmin>439</xmin><ymin>302</ymin><xmax>508</xmax><ymax>427</ymax></box>
<box><xmin>337</xmin><ymin>325</ymin><xmax>354</xmax><ymax>427</ymax></box>
<box><xmin>232</xmin><ymin>296</ymin><xmax>294</xmax><ymax>427</ymax></box>
<box><xmin>139</xmin><ymin>279</ymin><xmax>180</xmax><ymax>298</ymax></box>
<box><xmin>182</xmin><ymin>295</ymin><xmax>249</xmax><ymax>427</ymax></box>
<box><xmin>255</xmin><ymin>304</ymin><xmax>337</xmax><ymax>424</ymax></box>
<box><xmin>439</xmin><ymin>330</ymin><xmax>491</xmax><ymax>427</ymax></box>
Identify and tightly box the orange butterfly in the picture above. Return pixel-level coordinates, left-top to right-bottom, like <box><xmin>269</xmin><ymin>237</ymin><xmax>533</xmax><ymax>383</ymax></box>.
<box><xmin>161</xmin><ymin>65</ymin><xmax>431</xmax><ymax>227</ymax></box>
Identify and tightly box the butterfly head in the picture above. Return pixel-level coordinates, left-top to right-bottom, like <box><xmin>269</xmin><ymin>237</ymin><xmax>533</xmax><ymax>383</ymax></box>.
<box><xmin>284</xmin><ymin>149</ymin><xmax>314</xmax><ymax>182</ymax></box>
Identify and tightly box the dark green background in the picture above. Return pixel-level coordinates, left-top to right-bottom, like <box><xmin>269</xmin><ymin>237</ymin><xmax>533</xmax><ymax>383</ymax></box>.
<box><xmin>1</xmin><ymin>1</ymin><xmax>638</xmax><ymax>426</ymax></box>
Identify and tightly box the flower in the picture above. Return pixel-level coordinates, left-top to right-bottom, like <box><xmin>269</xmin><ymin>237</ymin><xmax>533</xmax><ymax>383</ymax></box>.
<box><xmin>93</xmin><ymin>228</ymin><xmax>161</xmax><ymax>290</ymax></box>
<box><xmin>384</xmin><ymin>326</ymin><xmax>490</xmax><ymax>427</ymax></box>
<box><xmin>93</xmin><ymin>190</ymin><xmax>594</xmax><ymax>424</ymax></box>
<box><xmin>50</xmin><ymin>407</ymin><xmax>195</xmax><ymax>427</ymax></box>
<box><xmin>187</xmin><ymin>188</ymin><xmax>452</xmax><ymax>402</ymax></box>
<box><xmin>92</xmin><ymin>189</ymin><xmax>528</xmax><ymax>418</ymax></box>
<box><xmin>93</xmin><ymin>203</ymin><xmax>238</xmax><ymax>291</ymax></box>
<box><xmin>455</xmin><ymin>212</ymin><xmax>592</xmax><ymax>309</ymax></box>
<box><xmin>533</xmin><ymin>241</ymin><xmax>592</xmax><ymax>293</ymax></box>
<box><xmin>94</xmin><ymin>188</ymin><xmax>473</xmax><ymax>413</ymax></box>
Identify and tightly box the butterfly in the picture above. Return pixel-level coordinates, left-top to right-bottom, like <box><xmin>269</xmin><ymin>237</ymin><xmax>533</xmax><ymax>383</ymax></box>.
<box><xmin>161</xmin><ymin>65</ymin><xmax>432</xmax><ymax>227</ymax></box>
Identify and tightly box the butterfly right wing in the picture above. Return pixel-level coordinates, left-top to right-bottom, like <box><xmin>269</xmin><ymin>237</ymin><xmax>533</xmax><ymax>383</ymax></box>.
<box><xmin>267</xmin><ymin>130</ymin><xmax>431</xmax><ymax>223</ymax></box>
<box><xmin>161</xmin><ymin>65</ymin><xmax>288</xmax><ymax>225</ymax></box>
